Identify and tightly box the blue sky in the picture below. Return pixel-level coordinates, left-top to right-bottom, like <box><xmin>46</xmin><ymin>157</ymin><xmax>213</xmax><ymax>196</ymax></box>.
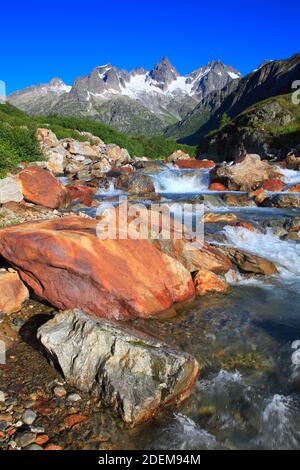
<box><xmin>1</xmin><ymin>0</ymin><xmax>299</xmax><ymax>93</ymax></box>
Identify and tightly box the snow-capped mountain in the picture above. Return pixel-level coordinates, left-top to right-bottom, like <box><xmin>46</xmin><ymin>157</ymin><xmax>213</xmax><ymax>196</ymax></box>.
<box><xmin>8</xmin><ymin>57</ymin><xmax>241</xmax><ymax>135</ymax></box>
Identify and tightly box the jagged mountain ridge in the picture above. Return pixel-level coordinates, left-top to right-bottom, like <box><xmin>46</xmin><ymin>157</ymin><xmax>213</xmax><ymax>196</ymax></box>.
<box><xmin>8</xmin><ymin>57</ymin><xmax>241</xmax><ymax>135</ymax></box>
<box><xmin>170</xmin><ymin>53</ymin><xmax>300</xmax><ymax>145</ymax></box>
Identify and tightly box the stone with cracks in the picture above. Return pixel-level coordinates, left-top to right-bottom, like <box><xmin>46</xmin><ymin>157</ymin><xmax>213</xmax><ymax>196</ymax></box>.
<box><xmin>37</xmin><ymin>309</ymin><xmax>200</xmax><ymax>426</ymax></box>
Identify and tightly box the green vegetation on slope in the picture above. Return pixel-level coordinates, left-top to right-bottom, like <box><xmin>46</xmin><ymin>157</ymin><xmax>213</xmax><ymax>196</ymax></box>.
<box><xmin>0</xmin><ymin>103</ymin><xmax>196</xmax><ymax>177</ymax></box>
<box><xmin>198</xmin><ymin>93</ymin><xmax>300</xmax><ymax>161</ymax></box>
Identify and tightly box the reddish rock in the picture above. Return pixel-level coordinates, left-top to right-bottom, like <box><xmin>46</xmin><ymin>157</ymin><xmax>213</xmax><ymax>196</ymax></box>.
<box><xmin>66</xmin><ymin>185</ymin><xmax>97</xmax><ymax>207</ymax></box>
<box><xmin>44</xmin><ymin>444</ymin><xmax>64</xmax><ymax>451</ymax></box>
<box><xmin>194</xmin><ymin>269</ymin><xmax>229</xmax><ymax>296</ymax></box>
<box><xmin>0</xmin><ymin>271</ymin><xmax>29</xmax><ymax>314</ymax></box>
<box><xmin>64</xmin><ymin>414</ymin><xmax>88</xmax><ymax>429</ymax></box>
<box><xmin>111</xmin><ymin>166</ymin><xmax>134</xmax><ymax>173</ymax></box>
<box><xmin>17</xmin><ymin>166</ymin><xmax>70</xmax><ymax>209</ymax></box>
<box><xmin>175</xmin><ymin>159</ymin><xmax>215</xmax><ymax>169</ymax></box>
<box><xmin>230</xmin><ymin>221</ymin><xmax>256</xmax><ymax>232</ymax></box>
<box><xmin>260</xmin><ymin>179</ymin><xmax>284</xmax><ymax>192</ymax></box>
<box><xmin>288</xmin><ymin>183</ymin><xmax>300</xmax><ymax>193</ymax></box>
<box><xmin>35</xmin><ymin>435</ymin><xmax>49</xmax><ymax>445</ymax></box>
<box><xmin>0</xmin><ymin>217</ymin><xmax>195</xmax><ymax>319</ymax></box>
<box><xmin>209</xmin><ymin>182</ymin><xmax>227</xmax><ymax>191</ymax></box>
<box><xmin>203</xmin><ymin>213</ymin><xmax>238</xmax><ymax>224</ymax></box>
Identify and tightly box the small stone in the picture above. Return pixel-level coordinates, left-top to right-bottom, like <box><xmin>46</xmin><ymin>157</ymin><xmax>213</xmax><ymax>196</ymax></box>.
<box><xmin>23</xmin><ymin>409</ymin><xmax>37</xmax><ymax>425</ymax></box>
<box><xmin>15</xmin><ymin>432</ymin><xmax>37</xmax><ymax>448</ymax></box>
<box><xmin>0</xmin><ymin>391</ymin><xmax>5</xmax><ymax>403</ymax></box>
<box><xmin>53</xmin><ymin>386</ymin><xmax>67</xmax><ymax>398</ymax></box>
<box><xmin>44</xmin><ymin>444</ymin><xmax>64</xmax><ymax>450</ymax></box>
<box><xmin>67</xmin><ymin>393</ymin><xmax>82</xmax><ymax>403</ymax></box>
<box><xmin>15</xmin><ymin>420</ymin><xmax>23</xmax><ymax>428</ymax></box>
<box><xmin>64</xmin><ymin>414</ymin><xmax>88</xmax><ymax>429</ymax></box>
<box><xmin>24</xmin><ymin>399</ymin><xmax>36</xmax><ymax>409</ymax></box>
<box><xmin>30</xmin><ymin>426</ymin><xmax>45</xmax><ymax>434</ymax></box>
<box><xmin>35</xmin><ymin>434</ymin><xmax>49</xmax><ymax>445</ymax></box>
<box><xmin>24</xmin><ymin>444</ymin><xmax>43</xmax><ymax>450</ymax></box>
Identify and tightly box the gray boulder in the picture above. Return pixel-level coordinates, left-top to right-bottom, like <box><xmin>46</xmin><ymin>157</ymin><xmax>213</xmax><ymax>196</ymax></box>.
<box><xmin>37</xmin><ymin>309</ymin><xmax>200</xmax><ymax>426</ymax></box>
<box><xmin>0</xmin><ymin>177</ymin><xmax>23</xmax><ymax>204</ymax></box>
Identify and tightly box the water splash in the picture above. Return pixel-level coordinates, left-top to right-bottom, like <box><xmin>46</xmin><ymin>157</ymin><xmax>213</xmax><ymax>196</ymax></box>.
<box><xmin>277</xmin><ymin>167</ymin><xmax>300</xmax><ymax>186</ymax></box>
<box><xmin>96</xmin><ymin>181</ymin><xmax>124</xmax><ymax>197</ymax></box>
<box><xmin>222</xmin><ymin>226</ymin><xmax>300</xmax><ymax>282</ymax></box>
<box><xmin>259</xmin><ymin>394</ymin><xmax>300</xmax><ymax>449</ymax></box>
<box><xmin>156</xmin><ymin>414</ymin><xmax>218</xmax><ymax>450</ymax></box>
<box><xmin>152</xmin><ymin>168</ymin><xmax>210</xmax><ymax>194</ymax></box>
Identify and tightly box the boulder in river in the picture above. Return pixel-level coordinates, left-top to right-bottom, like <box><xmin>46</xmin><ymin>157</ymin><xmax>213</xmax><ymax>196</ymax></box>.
<box><xmin>175</xmin><ymin>159</ymin><xmax>215</xmax><ymax>169</ymax></box>
<box><xmin>0</xmin><ymin>270</ymin><xmax>29</xmax><ymax>314</ymax></box>
<box><xmin>260</xmin><ymin>179</ymin><xmax>284</xmax><ymax>192</ymax></box>
<box><xmin>193</xmin><ymin>269</ymin><xmax>229</xmax><ymax>296</ymax></box>
<box><xmin>211</xmin><ymin>154</ymin><xmax>281</xmax><ymax>191</ymax></box>
<box><xmin>116</xmin><ymin>172</ymin><xmax>155</xmax><ymax>194</ymax></box>
<box><xmin>16</xmin><ymin>166</ymin><xmax>70</xmax><ymax>209</ymax></box>
<box><xmin>37</xmin><ymin>309</ymin><xmax>200</xmax><ymax>426</ymax></box>
<box><xmin>0</xmin><ymin>216</ymin><xmax>195</xmax><ymax>319</ymax></box>
<box><xmin>263</xmin><ymin>194</ymin><xmax>300</xmax><ymax>209</ymax></box>
<box><xmin>217</xmin><ymin>246</ymin><xmax>277</xmax><ymax>275</ymax></box>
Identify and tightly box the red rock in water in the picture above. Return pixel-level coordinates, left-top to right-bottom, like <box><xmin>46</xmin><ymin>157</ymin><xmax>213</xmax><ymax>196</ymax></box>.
<box><xmin>44</xmin><ymin>444</ymin><xmax>64</xmax><ymax>451</ymax></box>
<box><xmin>260</xmin><ymin>179</ymin><xmax>284</xmax><ymax>192</ymax></box>
<box><xmin>175</xmin><ymin>160</ymin><xmax>215</xmax><ymax>169</ymax></box>
<box><xmin>66</xmin><ymin>185</ymin><xmax>97</xmax><ymax>207</ymax></box>
<box><xmin>230</xmin><ymin>221</ymin><xmax>256</xmax><ymax>232</ymax></box>
<box><xmin>288</xmin><ymin>183</ymin><xmax>300</xmax><ymax>193</ymax></box>
<box><xmin>64</xmin><ymin>414</ymin><xmax>88</xmax><ymax>429</ymax></box>
<box><xmin>17</xmin><ymin>166</ymin><xmax>70</xmax><ymax>209</ymax></box>
<box><xmin>194</xmin><ymin>269</ymin><xmax>229</xmax><ymax>296</ymax></box>
<box><xmin>209</xmin><ymin>182</ymin><xmax>227</xmax><ymax>191</ymax></box>
<box><xmin>0</xmin><ymin>271</ymin><xmax>29</xmax><ymax>314</ymax></box>
<box><xmin>0</xmin><ymin>217</ymin><xmax>195</xmax><ymax>319</ymax></box>
<box><xmin>111</xmin><ymin>166</ymin><xmax>134</xmax><ymax>173</ymax></box>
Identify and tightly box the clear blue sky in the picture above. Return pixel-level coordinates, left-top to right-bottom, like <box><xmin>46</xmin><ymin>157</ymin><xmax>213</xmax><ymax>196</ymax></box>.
<box><xmin>1</xmin><ymin>0</ymin><xmax>299</xmax><ymax>93</ymax></box>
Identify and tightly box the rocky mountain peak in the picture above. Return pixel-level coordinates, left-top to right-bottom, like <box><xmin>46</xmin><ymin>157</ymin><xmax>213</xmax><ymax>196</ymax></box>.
<box><xmin>49</xmin><ymin>77</ymin><xmax>66</xmax><ymax>88</ymax></box>
<box><xmin>149</xmin><ymin>57</ymin><xmax>179</xmax><ymax>88</ymax></box>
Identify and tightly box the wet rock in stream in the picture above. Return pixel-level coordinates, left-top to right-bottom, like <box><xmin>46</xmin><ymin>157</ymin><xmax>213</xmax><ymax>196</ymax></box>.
<box><xmin>37</xmin><ymin>309</ymin><xmax>200</xmax><ymax>426</ymax></box>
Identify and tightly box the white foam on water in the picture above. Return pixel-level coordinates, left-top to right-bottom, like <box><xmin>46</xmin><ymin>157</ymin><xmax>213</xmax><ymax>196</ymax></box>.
<box><xmin>96</xmin><ymin>181</ymin><xmax>124</xmax><ymax>197</ymax></box>
<box><xmin>278</xmin><ymin>167</ymin><xmax>300</xmax><ymax>186</ymax></box>
<box><xmin>225</xmin><ymin>268</ymin><xmax>273</xmax><ymax>288</ymax></box>
<box><xmin>152</xmin><ymin>168</ymin><xmax>210</xmax><ymax>194</ymax></box>
<box><xmin>259</xmin><ymin>394</ymin><xmax>300</xmax><ymax>449</ymax></box>
<box><xmin>198</xmin><ymin>370</ymin><xmax>243</xmax><ymax>393</ymax></box>
<box><xmin>170</xmin><ymin>414</ymin><xmax>218</xmax><ymax>450</ymax></box>
<box><xmin>222</xmin><ymin>226</ymin><xmax>300</xmax><ymax>282</ymax></box>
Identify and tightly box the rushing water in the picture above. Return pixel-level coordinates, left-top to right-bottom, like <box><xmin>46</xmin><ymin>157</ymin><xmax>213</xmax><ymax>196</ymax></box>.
<box><xmin>83</xmin><ymin>166</ymin><xmax>300</xmax><ymax>449</ymax></box>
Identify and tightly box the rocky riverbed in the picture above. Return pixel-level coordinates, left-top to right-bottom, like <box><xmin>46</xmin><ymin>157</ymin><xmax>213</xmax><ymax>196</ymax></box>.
<box><xmin>1</xmin><ymin>129</ymin><xmax>300</xmax><ymax>450</ymax></box>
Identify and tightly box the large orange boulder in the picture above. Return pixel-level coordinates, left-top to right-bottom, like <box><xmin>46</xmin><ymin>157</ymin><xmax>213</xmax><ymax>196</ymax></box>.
<box><xmin>0</xmin><ymin>217</ymin><xmax>195</xmax><ymax>319</ymax></box>
<box><xmin>17</xmin><ymin>166</ymin><xmax>69</xmax><ymax>209</ymax></box>
<box><xmin>175</xmin><ymin>159</ymin><xmax>215</xmax><ymax>169</ymax></box>
<box><xmin>193</xmin><ymin>269</ymin><xmax>229</xmax><ymax>296</ymax></box>
<box><xmin>0</xmin><ymin>271</ymin><xmax>29</xmax><ymax>314</ymax></box>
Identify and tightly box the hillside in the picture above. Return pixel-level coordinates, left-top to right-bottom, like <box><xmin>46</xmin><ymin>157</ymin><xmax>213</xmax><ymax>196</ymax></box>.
<box><xmin>0</xmin><ymin>103</ymin><xmax>196</xmax><ymax>177</ymax></box>
<box><xmin>198</xmin><ymin>93</ymin><xmax>300</xmax><ymax>161</ymax></box>
<box><xmin>168</xmin><ymin>53</ymin><xmax>300</xmax><ymax>145</ymax></box>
